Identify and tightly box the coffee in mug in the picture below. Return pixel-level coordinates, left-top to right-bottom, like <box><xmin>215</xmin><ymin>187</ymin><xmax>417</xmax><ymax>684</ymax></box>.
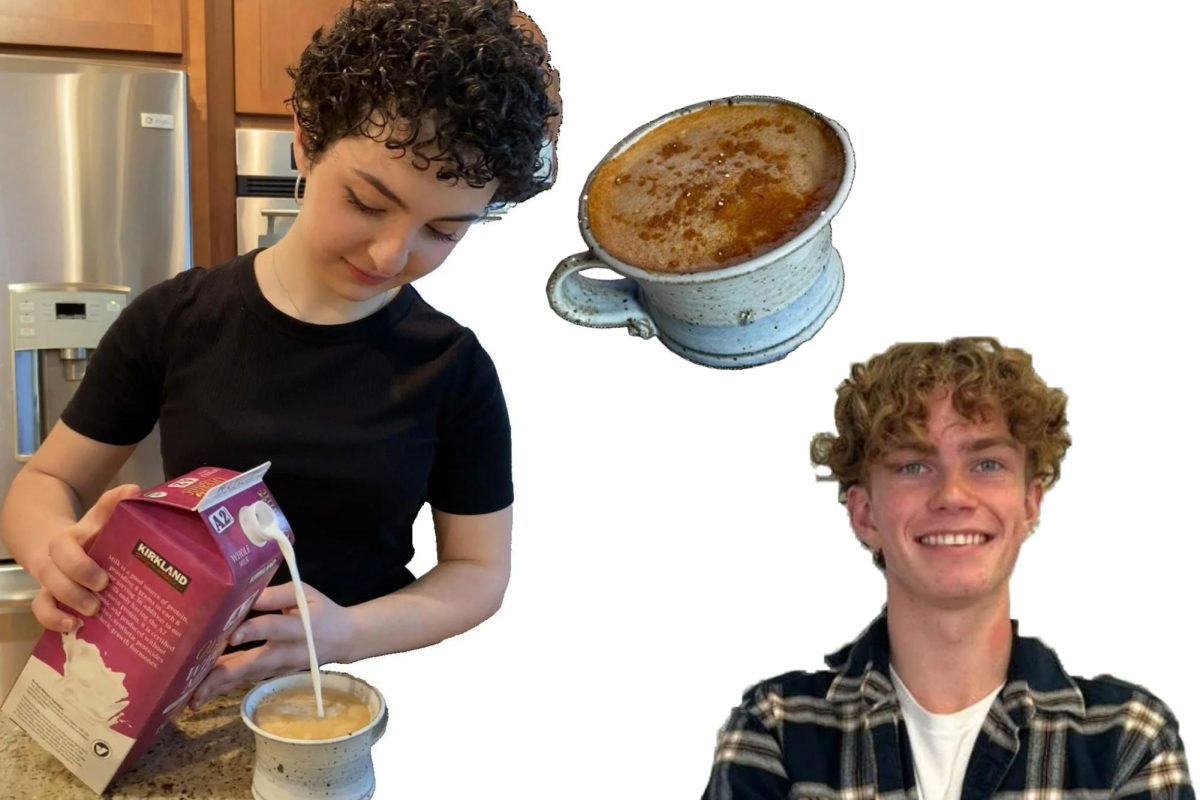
<box><xmin>254</xmin><ymin>686</ymin><xmax>373</xmax><ymax>740</ymax></box>
<box><xmin>587</xmin><ymin>102</ymin><xmax>844</xmax><ymax>274</ymax></box>
<box><xmin>242</xmin><ymin>671</ymin><xmax>388</xmax><ymax>800</ymax></box>
<box><xmin>547</xmin><ymin>96</ymin><xmax>855</xmax><ymax>369</ymax></box>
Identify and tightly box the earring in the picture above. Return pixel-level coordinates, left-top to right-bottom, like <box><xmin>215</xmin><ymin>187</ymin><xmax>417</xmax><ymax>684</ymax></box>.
<box><xmin>293</xmin><ymin>175</ymin><xmax>304</xmax><ymax>208</ymax></box>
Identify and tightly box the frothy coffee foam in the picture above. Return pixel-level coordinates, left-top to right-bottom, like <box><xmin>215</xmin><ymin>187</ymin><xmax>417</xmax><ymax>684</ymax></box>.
<box><xmin>254</xmin><ymin>686</ymin><xmax>372</xmax><ymax>740</ymax></box>
<box><xmin>587</xmin><ymin>103</ymin><xmax>844</xmax><ymax>273</ymax></box>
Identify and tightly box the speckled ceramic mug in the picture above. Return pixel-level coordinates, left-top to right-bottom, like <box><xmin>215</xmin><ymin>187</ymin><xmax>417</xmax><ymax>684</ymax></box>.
<box><xmin>241</xmin><ymin>671</ymin><xmax>388</xmax><ymax>800</ymax></box>
<box><xmin>547</xmin><ymin>95</ymin><xmax>854</xmax><ymax>369</ymax></box>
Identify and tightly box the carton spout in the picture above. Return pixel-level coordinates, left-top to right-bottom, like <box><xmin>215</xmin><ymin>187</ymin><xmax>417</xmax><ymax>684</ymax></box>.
<box><xmin>239</xmin><ymin>501</ymin><xmax>283</xmax><ymax>548</ymax></box>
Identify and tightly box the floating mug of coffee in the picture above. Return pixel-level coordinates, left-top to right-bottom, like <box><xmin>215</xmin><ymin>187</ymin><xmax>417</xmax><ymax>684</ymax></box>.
<box><xmin>241</xmin><ymin>671</ymin><xmax>388</xmax><ymax>800</ymax></box>
<box><xmin>547</xmin><ymin>95</ymin><xmax>854</xmax><ymax>368</ymax></box>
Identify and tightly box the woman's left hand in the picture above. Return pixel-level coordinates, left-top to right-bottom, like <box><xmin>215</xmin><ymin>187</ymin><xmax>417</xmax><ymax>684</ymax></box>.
<box><xmin>188</xmin><ymin>582</ymin><xmax>354</xmax><ymax>709</ymax></box>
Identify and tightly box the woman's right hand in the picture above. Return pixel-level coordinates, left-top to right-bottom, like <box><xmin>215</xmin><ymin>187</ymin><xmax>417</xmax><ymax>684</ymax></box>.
<box><xmin>30</xmin><ymin>484</ymin><xmax>141</xmax><ymax>632</ymax></box>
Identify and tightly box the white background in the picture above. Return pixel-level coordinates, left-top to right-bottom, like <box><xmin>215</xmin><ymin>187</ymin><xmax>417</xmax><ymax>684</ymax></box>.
<box><xmin>351</xmin><ymin>1</ymin><xmax>1200</xmax><ymax>796</ymax></box>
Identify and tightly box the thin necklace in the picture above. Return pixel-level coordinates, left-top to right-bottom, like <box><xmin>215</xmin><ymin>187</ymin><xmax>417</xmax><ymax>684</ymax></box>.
<box><xmin>269</xmin><ymin>248</ymin><xmax>392</xmax><ymax>323</ymax></box>
<box><xmin>270</xmin><ymin>247</ymin><xmax>305</xmax><ymax>321</ymax></box>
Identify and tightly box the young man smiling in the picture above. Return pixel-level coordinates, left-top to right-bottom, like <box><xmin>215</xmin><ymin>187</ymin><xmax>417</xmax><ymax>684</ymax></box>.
<box><xmin>703</xmin><ymin>338</ymin><xmax>1192</xmax><ymax>800</ymax></box>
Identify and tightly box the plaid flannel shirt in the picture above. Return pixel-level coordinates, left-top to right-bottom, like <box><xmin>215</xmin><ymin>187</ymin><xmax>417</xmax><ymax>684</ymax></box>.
<box><xmin>704</xmin><ymin>612</ymin><xmax>1192</xmax><ymax>800</ymax></box>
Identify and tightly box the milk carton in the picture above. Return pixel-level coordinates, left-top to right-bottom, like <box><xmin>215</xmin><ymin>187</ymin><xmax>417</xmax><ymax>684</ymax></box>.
<box><xmin>1</xmin><ymin>462</ymin><xmax>292</xmax><ymax>794</ymax></box>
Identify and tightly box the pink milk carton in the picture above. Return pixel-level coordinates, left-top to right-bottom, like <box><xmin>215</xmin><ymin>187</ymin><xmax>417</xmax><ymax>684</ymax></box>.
<box><xmin>1</xmin><ymin>462</ymin><xmax>293</xmax><ymax>794</ymax></box>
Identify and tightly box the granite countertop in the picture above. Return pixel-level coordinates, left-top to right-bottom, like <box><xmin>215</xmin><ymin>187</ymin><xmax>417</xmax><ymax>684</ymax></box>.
<box><xmin>0</xmin><ymin>690</ymin><xmax>256</xmax><ymax>799</ymax></box>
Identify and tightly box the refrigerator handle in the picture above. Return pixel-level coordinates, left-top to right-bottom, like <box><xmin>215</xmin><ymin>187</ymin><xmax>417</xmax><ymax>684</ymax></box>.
<box><xmin>13</xmin><ymin>349</ymin><xmax>41</xmax><ymax>459</ymax></box>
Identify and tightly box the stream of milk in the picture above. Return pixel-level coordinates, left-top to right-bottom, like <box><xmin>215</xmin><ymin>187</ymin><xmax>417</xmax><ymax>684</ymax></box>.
<box><xmin>241</xmin><ymin>502</ymin><xmax>324</xmax><ymax>717</ymax></box>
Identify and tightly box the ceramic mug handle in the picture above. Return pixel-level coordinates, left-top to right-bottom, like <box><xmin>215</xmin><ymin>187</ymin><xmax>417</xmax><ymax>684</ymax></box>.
<box><xmin>546</xmin><ymin>252</ymin><xmax>657</xmax><ymax>339</ymax></box>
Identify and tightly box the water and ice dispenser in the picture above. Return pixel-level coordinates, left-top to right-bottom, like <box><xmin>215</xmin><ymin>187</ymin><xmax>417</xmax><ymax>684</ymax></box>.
<box><xmin>8</xmin><ymin>283</ymin><xmax>128</xmax><ymax>459</ymax></box>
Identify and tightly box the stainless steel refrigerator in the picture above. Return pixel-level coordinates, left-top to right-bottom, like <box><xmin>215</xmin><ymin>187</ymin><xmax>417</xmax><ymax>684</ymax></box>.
<box><xmin>0</xmin><ymin>54</ymin><xmax>191</xmax><ymax>697</ymax></box>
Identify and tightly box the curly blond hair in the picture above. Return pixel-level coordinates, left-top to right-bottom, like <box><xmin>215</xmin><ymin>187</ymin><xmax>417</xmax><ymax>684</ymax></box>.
<box><xmin>811</xmin><ymin>338</ymin><xmax>1071</xmax><ymax>568</ymax></box>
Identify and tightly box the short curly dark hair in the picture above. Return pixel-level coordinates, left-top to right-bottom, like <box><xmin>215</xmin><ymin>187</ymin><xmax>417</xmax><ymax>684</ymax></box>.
<box><xmin>811</xmin><ymin>337</ymin><xmax>1071</xmax><ymax>571</ymax></box>
<box><xmin>287</xmin><ymin>0</ymin><xmax>559</xmax><ymax>207</ymax></box>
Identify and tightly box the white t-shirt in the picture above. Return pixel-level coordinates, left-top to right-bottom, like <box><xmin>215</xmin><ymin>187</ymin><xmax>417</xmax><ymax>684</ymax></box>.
<box><xmin>890</xmin><ymin>667</ymin><xmax>1003</xmax><ymax>800</ymax></box>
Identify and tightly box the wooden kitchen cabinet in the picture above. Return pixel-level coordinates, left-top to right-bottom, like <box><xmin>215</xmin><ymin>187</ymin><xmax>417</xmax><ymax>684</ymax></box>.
<box><xmin>0</xmin><ymin>0</ymin><xmax>184</xmax><ymax>54</ymax></box>
<box><xmin>233</xmin><ymin>0</ymin><xmax>347</xmax><ymax>116</ymax></box>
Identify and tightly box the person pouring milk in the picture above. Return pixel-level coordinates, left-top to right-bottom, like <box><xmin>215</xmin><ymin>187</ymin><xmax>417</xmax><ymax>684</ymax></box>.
<box><xmin>1</xmin><ymin>0</ymin><xmax>560</xmax><ymax>709</ymax></box>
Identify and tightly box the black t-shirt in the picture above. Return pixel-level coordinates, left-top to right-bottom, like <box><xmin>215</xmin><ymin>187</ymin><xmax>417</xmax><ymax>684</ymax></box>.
<box><xmin>62</xmin><ymin>250</ymin><xmax>513</xmax><ymax>608</ymax></box>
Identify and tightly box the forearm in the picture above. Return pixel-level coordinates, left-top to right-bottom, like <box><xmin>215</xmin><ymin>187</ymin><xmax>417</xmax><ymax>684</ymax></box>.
<box><xmin>0</xmin><ymin>465</ymin><xmax>83</xmax><ymax>573</ymax></box>
<box><xmin>343</xmin><ymin>557</ymin><xmax>510</xmax><ymax>662</ymax></box>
